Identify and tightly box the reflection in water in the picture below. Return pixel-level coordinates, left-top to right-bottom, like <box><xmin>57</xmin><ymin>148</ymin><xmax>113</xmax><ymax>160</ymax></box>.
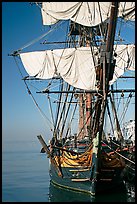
<box><xmin>95</xmin><ymin>182</ymin><xmax>128</xmax><ymax>202</ymax></box>
<box><xmin>49</xmin><ymin>181</ymin><xmax>95</xmax><ymax>202</ymax></box>
<box><xmin>126</xmin><ymin>182</ymin><xmax>135</xmax><ymax>202</ymax></box>
<box><xmin>49</xmin><ymin>180</ymin><xmax>135</xmax><ymax>202</ymax></box>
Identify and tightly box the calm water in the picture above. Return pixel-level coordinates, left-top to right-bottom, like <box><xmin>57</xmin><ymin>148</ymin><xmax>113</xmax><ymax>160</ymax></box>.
<box><xmin>2</xmin><ymin>140</ymin><xmax>135</xmax><ymax>202</ymax></box>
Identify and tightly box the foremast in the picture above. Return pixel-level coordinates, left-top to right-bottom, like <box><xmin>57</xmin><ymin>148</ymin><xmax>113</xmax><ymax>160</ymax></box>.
<box><xmin>91</xmin><ymin>2</ymin><xmax>120</xmax><ymax>193</ymax></box>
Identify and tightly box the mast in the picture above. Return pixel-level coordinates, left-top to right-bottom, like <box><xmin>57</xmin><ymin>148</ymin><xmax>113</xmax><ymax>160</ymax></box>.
<box><xmin>78</xmin><ymin>34</ymin><xmax>93</xmax><ymax>141</ymax></box>
<box><xmin>85</xmin><ymin>39</ymin><xmax>92</xmax><ymax>139</ymax></box>
<box><xmin>97</xmin><ymin>2</ymin><xmax>119</xmax><ymax>154</ymax></box>
<box><xmin>78</xmin><ymin>93</ymin><xmax>85</xmax><ymax>140</ymax></box>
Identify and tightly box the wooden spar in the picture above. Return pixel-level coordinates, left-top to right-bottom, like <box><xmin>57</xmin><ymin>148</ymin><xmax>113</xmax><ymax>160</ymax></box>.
<box><xmin>37</xmin><ymin>135</ymin><xmax>63</xmax><ymax>177</ymax></box>
<box><xmin>37</xmin><ymin>135</ymin><xmax>50</xmax><ymax>155</ymax></box>
<box><xmin>85</xmin><ymin>40</ymin><xmax>92</xmax><ymax>138</ymax></box>
<box><xmin>23</xmin><ymin>75</ymin><xmax>135</xmax><ymax>81</ymax></box>
<box><xmin>106</xmin><ymin>2</ymin><xmax>119</xmax><ymax>87</ymax></box>
<box><xmin>41</xmin><ymin>40</ymin><xmax>79</xmax><ymax>44</ymax></box>
<box><xmin>119</xmin><ymin>76</ymin><xmax>135</xmax><ymax>79</ymax></box>
<box><xmin>86</xmin><ymin>93</ymin><xmax>92</xmax><ymax>137</ymax></box>
<box><xmin>36</xmin><ymin>89</ymin><xmax>135</xmax><ymax>94</ymax></box>
<box><xmin>40</xmin><ymin>39</ymin><xmax>125</xmax><ymax>45</ymax></box>
<box><xmin>78</xmin><ymin>94</ymin><xmax>85</xmax><ymax>140</ymax></box>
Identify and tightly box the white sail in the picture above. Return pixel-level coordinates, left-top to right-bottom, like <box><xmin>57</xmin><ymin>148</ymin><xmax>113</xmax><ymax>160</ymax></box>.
<box><xmin>41</xmin><ymin>2</ymin><xmax>135</xmax><ymax>27</ymax></box>
<box><xmin>20</xmin><ymin>44</ymin><xmax>135</xmax><ymax>90</ymax></box>
<box><xmin>20</xmin><ymin>47</ymin><xmax>97</xmax><ymax>90</ymax></box>
<box><xmin>110</xmin><ymin>44</ymin><xmax>135</xmax><ymax>85</ymax></box>
<box><xmin>118</xmin><ymin>2</ymin><xmax>135</xmax><ymax>21</ymax></box>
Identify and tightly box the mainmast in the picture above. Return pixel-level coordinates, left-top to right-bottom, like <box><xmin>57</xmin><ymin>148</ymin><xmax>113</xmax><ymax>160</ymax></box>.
<box><xmin>85</xmin><ymin>39</ymin><xmax>92</xmax><ymax>139</ymax></box>
<box><xmin>73</xmin><ymin>25</ymin><xmax>93</xmax><ymax>140</ymax></box>
<box><xmin>97</xmin><ymin>2</ymin><xmax>119</xmax><ymax>153</ymax></box>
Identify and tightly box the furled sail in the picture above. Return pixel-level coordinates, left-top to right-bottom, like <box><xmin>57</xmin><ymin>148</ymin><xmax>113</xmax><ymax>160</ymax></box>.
<box><xmin>41</xmin><ymin>2</ymin><xmax>135</xmax><ymax>27</ymax></box>
<box><xmin>20</xmin><ymin>44</ymin><xmax>135</xmax><ymax>90</ymax></box>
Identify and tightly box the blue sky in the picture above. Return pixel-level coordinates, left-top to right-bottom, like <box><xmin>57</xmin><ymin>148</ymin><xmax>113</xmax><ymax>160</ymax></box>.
<box><xmin>2</xmin><ymin>2</ymin><xmax>70</xmax><ymax>144</ymax></box>
<box><xmin>2</xmin><ymin>2</ymin><xmax>135</xmax><ymax>144</ymax></box>
<box><xmin>2</xmin><ymin>2</ymin><xmax>53</xmax><ymax>143</ymax></box>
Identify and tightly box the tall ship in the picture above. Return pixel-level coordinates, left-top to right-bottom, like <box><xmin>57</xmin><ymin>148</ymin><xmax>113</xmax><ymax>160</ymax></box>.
<box><xmin>11</xmin><ymin>2</ymin><xmax>135</xmax><ymax>196</ymax></box>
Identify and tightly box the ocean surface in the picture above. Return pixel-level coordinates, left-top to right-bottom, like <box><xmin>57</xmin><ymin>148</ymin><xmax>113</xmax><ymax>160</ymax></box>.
<box><xmin>2</xmin><ymin>140</ymin><xmax>135</xmax><ymax>202</ymax></box>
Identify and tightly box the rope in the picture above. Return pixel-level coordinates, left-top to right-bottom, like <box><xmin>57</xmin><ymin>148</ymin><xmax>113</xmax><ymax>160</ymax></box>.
<box><xmin>59</xmin><ymin>87</ymin><xmax>75</xmax><ymax>139</ymax></box>
<box><xmin>14</xmin><ymin>57</ymin><xmax>53</xmax><ymax>130</ymax></box>
<box><xmin>125</xmin><ymin>164</ymin><xmax>135</xmax><ymax>171</ymax></box>
<box><xmin>65</xmin><ymin>103</ymin><xmax>78</xmax><ymax>138</ymax></box>
<box><xmin>17</xmin><ymin>21</ymin><xmax>64</xmax><ymax>52</ymax></box>
<box><xmin>63</xmin><ymin>144</ymin><xmax>93</xmax><ymax>160</ymax></box>
<box><xmin>119</xmin><ymin>92</ymin><xmax>132</xmax><ymax>125</ymax></box>
<box><xmin>47</xmin><ymin>94</ymin><xmax>55</xmax><ymax>127</ymax></box>
<box><xmin>102</xmin><ymin>140</ymin><xmax>135</xmax><ymax>165</ymax></box>
<box><xmin>56</xmin><ymin>84</ymin><xmax>71</xmax><ymax>133</ymax></box>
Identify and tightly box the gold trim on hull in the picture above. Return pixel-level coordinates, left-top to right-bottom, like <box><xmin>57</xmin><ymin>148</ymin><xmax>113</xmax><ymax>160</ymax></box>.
<box><xmin>51</xmin><ymin>179</ymin><xmax>95</xmax><ymax>196</ymax></box>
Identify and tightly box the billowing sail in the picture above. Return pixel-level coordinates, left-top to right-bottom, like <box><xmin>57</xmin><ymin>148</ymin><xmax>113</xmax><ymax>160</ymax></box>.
<box><xmin>41</xmin><ymin>2</ymin><xmax>135</xmax><ymax>27</ymax></box>
<box><xmin>20</xmin><ymin>47</ymin><xmax>97</xmax><ymax>90</ymax></box>
<box><xmin>20</xmin><ymin>44</ymin><xmax>135</xmax><ymax>90</ymax></box>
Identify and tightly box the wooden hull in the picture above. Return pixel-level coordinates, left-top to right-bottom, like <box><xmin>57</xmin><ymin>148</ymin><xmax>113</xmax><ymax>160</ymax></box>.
<box><xmin>50</xmin><ymin>163</ymin><xmax>124</xmax><ymax>196</ymax></box>
<box><xmin>50</xmin><ymin>165</ymin><xmax>95</xmax><ymax>195</ymax></box>
<box><xmin>37</xmin><ymin>135</ymin><xmax>125</xmax><ymax>195</ymax></box>
<box><xmin>49</xmin><ymin>147</ymin><xmax>125</xmax><ymax>195</ymax></box>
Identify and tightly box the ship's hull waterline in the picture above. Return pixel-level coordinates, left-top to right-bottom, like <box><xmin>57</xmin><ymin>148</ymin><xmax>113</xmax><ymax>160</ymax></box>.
<box><xmin>49</xmin><ymin>147</ymin><xmax>125</xmax><ymax>195</ymax></box>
